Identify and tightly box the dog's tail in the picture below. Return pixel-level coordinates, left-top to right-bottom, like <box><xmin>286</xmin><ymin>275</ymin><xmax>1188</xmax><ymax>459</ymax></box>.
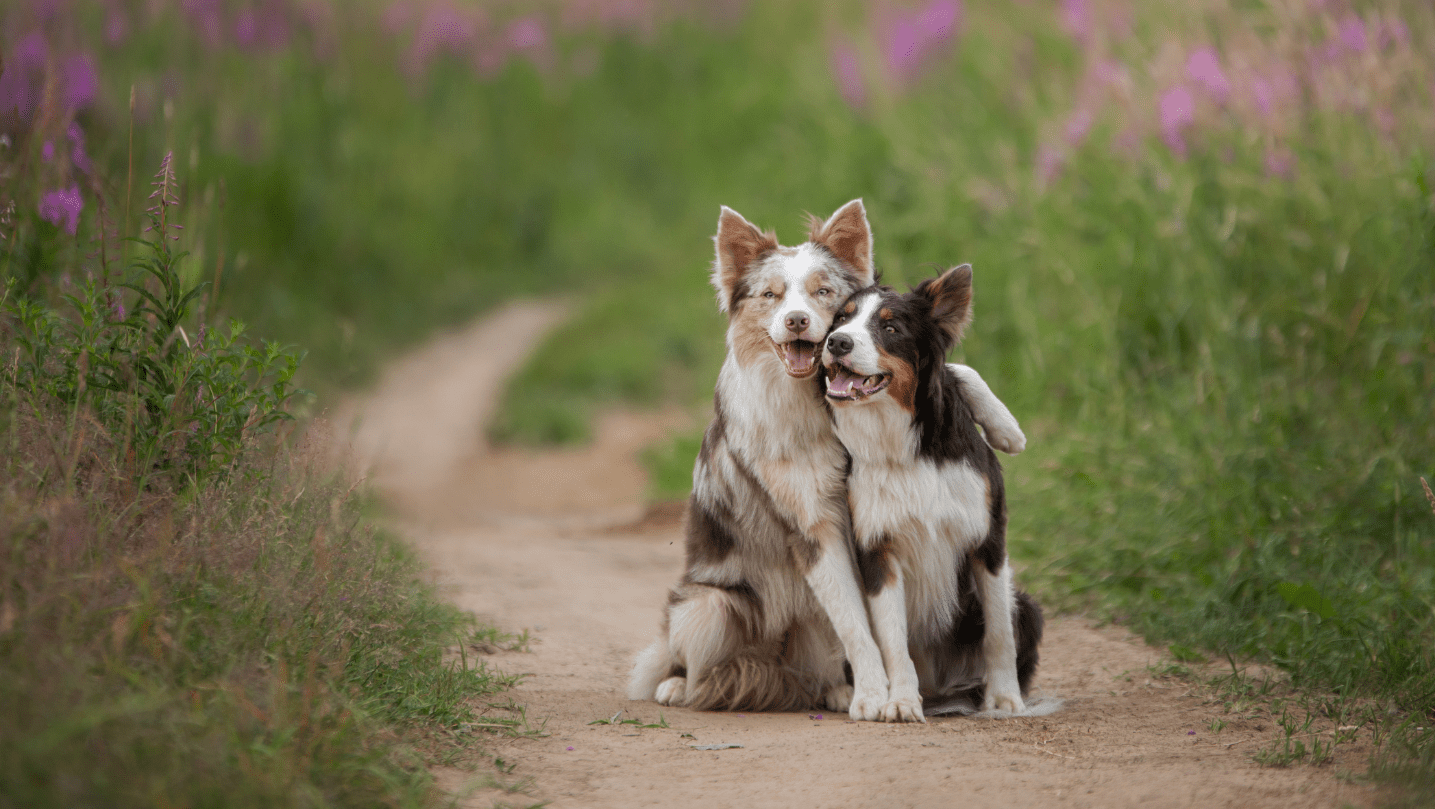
<box><xmin>627</xmin><ymin>637</ymin><xmax>675</xmax><ymax>701</ymax></box>
<box><xmin>685</xmin><ymin>653</ymin><xmax>823</xmax><ymax>713</ymax></box>
<box><xmin>1014</xmin><ymin>588</ymin><xmax>1044</xmax><ymax>695</ymax></box>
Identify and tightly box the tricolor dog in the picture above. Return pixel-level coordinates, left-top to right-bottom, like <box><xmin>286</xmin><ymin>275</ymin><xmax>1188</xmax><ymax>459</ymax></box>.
<box><xmin>822</xmin><ymin>265</ymin><xmax>1043</xmax><ymax>722</ymax></box>
<box><xmin>628</xmin><ymin>200</ymin><xmax>1029</xmax><ymax>721</ymax></box>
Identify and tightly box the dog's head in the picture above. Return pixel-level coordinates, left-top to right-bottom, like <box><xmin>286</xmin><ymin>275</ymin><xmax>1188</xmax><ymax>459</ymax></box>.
<box><xmin>822</xmin><ymin>264</ymin><xmax>973</xmax><ymax>411</ymax></box>
<box><xmin>710</xmin><ymin>199</ymin><xmax>877</xmax><ymax>378</ymax></box>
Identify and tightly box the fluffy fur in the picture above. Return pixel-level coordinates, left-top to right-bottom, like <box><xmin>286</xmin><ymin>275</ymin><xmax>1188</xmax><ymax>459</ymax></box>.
<box><xmin>822</xmin><ymin>265</ymin><xmax>1044</xmax><ymax>723</ymax></box>
<box><xmin>629</xmin><ymin>202</ymin><xmax>1029</xmax><ymax>721</ymax></box>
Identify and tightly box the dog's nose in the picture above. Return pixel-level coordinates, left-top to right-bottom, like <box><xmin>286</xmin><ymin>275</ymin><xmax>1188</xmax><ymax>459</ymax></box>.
<box><xmin>827</xmin><ymin>333</ymin><xmax>853</xmax><ymax>356</ymax></box>
<box><xmin>784</xmin><ymin>312</ymin><xmax>810</xmax><ymax>334</ymax></box>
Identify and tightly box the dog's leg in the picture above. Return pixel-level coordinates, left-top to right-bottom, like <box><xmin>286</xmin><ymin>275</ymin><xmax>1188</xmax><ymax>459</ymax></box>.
<box><xmin>657</xmin><ymin>586</ymin><xmax>742</xmax><ymax>707</ymax></box>
<box><xmin>948</xmin><ymin>363</ymin><xmax>1025</xmax><ymax>455</ymax></box>
<box><xmin>973</xmin><ymin>560</ymin><xmax>1026</xmax><ymax>713</ymax></box>
<box><xmin>803</xmin><ymin>536</ymin><xmax>889</xmax><ymax>721</ymax></box>
<box><xmin>866</xmin><ymin>568</ymin><xmax>926</xmax><ymax>723</ymax></box>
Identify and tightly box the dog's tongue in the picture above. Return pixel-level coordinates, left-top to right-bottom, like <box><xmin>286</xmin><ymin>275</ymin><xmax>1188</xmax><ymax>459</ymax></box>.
<box><xmin>827</xmin><ymin>369</ymin><xmax>861</xmax><ymax>396</ymax></box>
<box><xmin>783</xmin><ymin>341</ymin><xmax>816</xmax><ymax>375</ymax></box>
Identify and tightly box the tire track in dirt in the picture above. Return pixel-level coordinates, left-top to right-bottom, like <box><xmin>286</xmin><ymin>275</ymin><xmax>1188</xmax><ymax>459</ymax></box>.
<box><xmin>335</xmin><ymin>300</ymin><xmax>1375</xmax><ymax>809</ymax></box>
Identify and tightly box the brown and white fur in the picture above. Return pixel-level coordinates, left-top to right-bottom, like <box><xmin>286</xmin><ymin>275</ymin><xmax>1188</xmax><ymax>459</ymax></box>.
<box><xmin>627</xmin><ymin>201</ymin><xmax>1027</xmax><ymax>721</ymax></box>
<box><xmin>821</xmin><ymin>264</ymin><xmax>1043</xmax><ymax>723</ymax></box>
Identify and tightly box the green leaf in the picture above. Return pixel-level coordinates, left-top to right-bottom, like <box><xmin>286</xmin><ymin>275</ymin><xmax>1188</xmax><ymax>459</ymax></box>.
<box><xmin>1276</xmin><ymin>581</ymin><xmax>1337</xmax><ymax>621</ymax></box>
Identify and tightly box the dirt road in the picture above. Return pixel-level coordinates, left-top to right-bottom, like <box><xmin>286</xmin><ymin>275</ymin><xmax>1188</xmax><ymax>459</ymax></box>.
<box><xmin>335</xmin><ymin>301</ymin><xmax>1374</xmax><ymax>809</ymax></box>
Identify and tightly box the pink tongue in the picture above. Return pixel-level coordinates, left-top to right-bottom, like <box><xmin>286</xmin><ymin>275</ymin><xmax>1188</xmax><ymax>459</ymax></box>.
<box><xmin>827</xmin><ymin>370</ymin><xmax>860</xmax><ymax>395</ymax></box>
<box><xmin>784</xmin><ymin>342</ymin><xmax>815</xmax><ymax>373</ymax></box>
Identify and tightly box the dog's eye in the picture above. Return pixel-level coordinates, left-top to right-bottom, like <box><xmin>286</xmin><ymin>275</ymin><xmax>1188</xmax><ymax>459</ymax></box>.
<box><xmin>833</xmin><ymin>313</ymin><xmax>845</xmax><ymax>323</ymax></box>
<box><xmin>884</xmin><ymin>325</ymin><xmax>896</xmax><ymax>334</ymax></box>
<box><xmin>817</xmin><ymin>287</ymin><xmax>831</xmax><ymax>297</ymax></box>
<box><xmin>763</xmin><ymin>291</ymin><xmax>776</xmax><ymax>299</ymax></box>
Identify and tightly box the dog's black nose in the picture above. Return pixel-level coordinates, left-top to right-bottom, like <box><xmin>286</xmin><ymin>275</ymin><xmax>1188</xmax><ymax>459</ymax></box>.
<box><xmin>784</xmin><ymin>312</ymin><xmax>810</xmax><ymax>333</ymax></box>
<box><xmin>827</xmin><ymin>333</ymin><xmax>853</xmax><ymax>356</ymax></box>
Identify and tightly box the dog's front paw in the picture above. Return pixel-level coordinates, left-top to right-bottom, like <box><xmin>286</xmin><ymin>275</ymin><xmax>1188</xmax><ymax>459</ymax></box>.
<box><xmin>879</xmin><ymin>694</ymin><xmax>926</xmax><ymax>723</ymax></box>
<box><xmin>824</xmin><ymin>683</ymin><xmax>854</xmax><ymax>712</ymax></box>
<box><xmin>655</xmin><ymin>676</ymin><xmax>687</xmax><ymax>706</ymax></box>
<box><xmin>983</xmin><ymin>688</ymin><xmax>1026</xmax><ymax>714</ymax></box>
<box><xmin>982</xmin><ymin>420</ymin><xmax>1026</xmax><ymax>455</ymax></box>
<box><xmin>848</xmin><ymin>685</ymin><xmax>887</xmax><ymax>722</ymax></box>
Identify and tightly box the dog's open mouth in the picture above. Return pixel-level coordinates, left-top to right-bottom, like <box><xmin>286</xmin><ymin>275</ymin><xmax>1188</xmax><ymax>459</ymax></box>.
<box><xmin>773</xmin><ymin>339</ymin><xmax>819</xmax><ymax>377</ymax></box>
<box><xmin>825</xmin><ymin>367</ymin><xmax>890</xmax><ymax>401</ymax></box>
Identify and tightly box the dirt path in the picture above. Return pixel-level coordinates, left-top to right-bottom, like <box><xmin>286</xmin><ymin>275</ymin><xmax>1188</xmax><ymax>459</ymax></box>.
<box><xmin>335</xmin><ymin>301</ymin><xmax>1375</xmax><ymax>809</ymax></box>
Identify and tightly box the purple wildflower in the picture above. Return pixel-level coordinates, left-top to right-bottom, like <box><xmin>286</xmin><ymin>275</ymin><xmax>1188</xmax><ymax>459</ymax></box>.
<box><xmin>1185</xmin><ymin>47</ymin><xmax>1229</xmax><ymax>104</ymax></box>
<box><xmin>182</xmin><ymin>0</ymin><xmax>224</xmax><ymax>46</ymax></box>
<box><xmin>1158</xmin><ymin>85</ymin><xmax>1196</xmax><ymax>157</ymax></box>
<box><xmin>106</xmin><ymin>9</ymin><xmax>129</xmax><ymax>45</ymax></box>
<box><xmin>1060</xmin><ymin>0</ymin><xmax>1091</xmax><ymax>44</ymax></box>
<box><xmin>1187</xmin><ymin>730</ymin><xmax>1196</xmax><ymax>736</ymax></box>
<box><xmin>566</xmin><ymin>746</ymin><xmax>574</xmax><ymax>751</ymax></box>
<box><xmin>1263</xmin><ymin>144</ymin><xmax>1295</xmax><ymax>179</ymax></box>
<box><xmin>0</xmin><ymin>31</ymin><xmax>48</xmax><ymax>120</ymax></box>
<box><xmin>1337</xmin><ymin>14</ymin><xmax>1366</xmax><ymax>54</ymax></box>
<box><xmin>1064</xmin><ymin>107</ymin><xmax>1094</xmax><ymax>146</ymax></box>
<box><xmin>508</xmin><ymin>17</ymin><xmax>547</xmax><ymax>51</ymax></box>
<box><xmin>42</xmin><ymin>141</ymin><xmax>55</xmax><ymax>161</ymax></box>
<box><xmin>829</xmin><ymin>39</ymin><xmax>866</xmax><ymax>108</ymax></box>
<box><xmin>63</xmin><ymin>53</ymin><xmax>99</xmax><ymax>112</ymax></box>
<box><xmin>406</xmin><ymin>4</ymin><xmax>479</xmax><ymax>76</ymax></box>
<box><xmin>235</xmin><ymin>9</ymin><xmax>259</xmax><ymax>47</ymax></box>
<box><xmin>882</xmin><ymin>0</ymin><xmax>962</xmax><ymax>84</ymax></box>
<box><xmin>68</xmin><ymin>122</ymin><xmax>91</xmax><ymax>173</ymax></box>
<box><xmin>39</xmin><ymin>185</ymin><xmax>84</xmax><ymax>235</ymax></box>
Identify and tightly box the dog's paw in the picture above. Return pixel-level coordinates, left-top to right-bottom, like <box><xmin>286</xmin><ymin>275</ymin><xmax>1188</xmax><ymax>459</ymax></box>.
<box><xmin>982</xmin><ymin>419</ymin><xmax>1026</xmax><ymax>455</ymax></box>
<box><xmin>879</xmin><ymin>695</ymin><xmax>926</xmax><ymax>723</ymax></box>
<box><xmin>983</xmin><ymin>688</ymin><xmax>1026</xmax><ymax>714</ymax></box>
<box><xmin>848</xmin><ymin>686</ymin><xmax>887</xmax><ymax>722</ymax></box>
<box><xmin>824</xmin><ymin>683</ymin><xmax>854</xmax><ymax>712</ymax></box>
<box><xmin>655</xmin><ymin>676</ymin><xmax>687</xmax><ymax>706</ymax></box>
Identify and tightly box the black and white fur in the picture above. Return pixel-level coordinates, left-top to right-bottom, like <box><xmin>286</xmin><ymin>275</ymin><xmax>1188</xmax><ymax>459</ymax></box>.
<box><xmin>628</xmin><ymin>201</ymin><xmax>1028</xmax><ymax>721</ymax></box>
<box><xmin>822</xmin><ymin>265</ymin><xmax>1043</xmax><ymax>722</ymax></box>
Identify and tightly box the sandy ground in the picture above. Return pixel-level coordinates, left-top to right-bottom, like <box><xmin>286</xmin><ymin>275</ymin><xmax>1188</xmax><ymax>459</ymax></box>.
<box><xmin>333</xmin><ymin>300</ymin><xmax>1375</xmax><ymax>809</ymax></box>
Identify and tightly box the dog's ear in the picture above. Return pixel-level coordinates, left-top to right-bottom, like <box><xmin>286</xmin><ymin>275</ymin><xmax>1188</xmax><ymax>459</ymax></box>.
<box><xmin>712</xmin><ymin>206</ymin><xmax>779</xmax><ymax>313</ymax></box>
<box><xmin>915</xmin><ymin>264</ymin><xmax>973</xmax><ymax>348</ymax></box>
<box><xmin>807</xmin><ymin>198</ymin><xmax>875</xmax><ymax>286</ymax></box>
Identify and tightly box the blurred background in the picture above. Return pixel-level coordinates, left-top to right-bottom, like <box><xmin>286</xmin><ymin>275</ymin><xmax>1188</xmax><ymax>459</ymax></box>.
<box><xmin>3</xmin><ymin>0</ymin><xmax>1434</xmax><ymax>793</ymax></box>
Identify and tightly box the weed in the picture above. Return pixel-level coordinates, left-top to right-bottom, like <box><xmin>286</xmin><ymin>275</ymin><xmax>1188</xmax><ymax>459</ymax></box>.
<box><xmin>588</xmin><ymin>710</ymin><xmax>669</xmax><ymax>729</ymax></box>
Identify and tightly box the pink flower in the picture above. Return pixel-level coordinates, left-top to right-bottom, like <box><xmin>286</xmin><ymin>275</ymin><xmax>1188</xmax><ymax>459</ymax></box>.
<box><xmin>1158</xmin><ymin>85</ymin><xmax>1195</xmax><ymax>157</ymax></box>
<box><xmin>42</xmin><ymin>141</ymin><xmax>55</xmax><ymax>161</ymax></box>
<box><xmin>39</xmin><ymin>185</ymin><xmax>84</xmax><ymax>235</ymax></box>
<box><xmin>1337</xmin><ymin>14</ymin><xmax>1366</xmax><ymax>54</ymax></box>
<box><xmin>1263</xmin><ymin>144</ymin><xmax>1295</xmax><ymax>179</ymax></box>
<box><xmin>829</xmin><ymin>39</ymin><xmax>866</xmax><ymax>108</ymax></box>
<box><xmin>235</xmin><ymin>9</ymin><xmax>259</xmax><ymax>47</ymax></box>
<box><xmin>1064</xmin><ymin>107</ymin><xmax>1093</xmax><ymax>145</ymax></box>
<box><xmin>68</xmin><ymin>122</ymin><xmax>91</xmax><ymax>173</ymax></box>
<box><xmin>882</xmin><ymin>0</ymin><xmax>962</xmax><ymax>84</ymax></box>
<box><xmin>106</xmin><ymin>9</ymin><xmax>129</xmax><ymax>45</ymax></box>
<box><xmin>508</xmin><ymin>17</ymin><xmax>547</xmax><ymax>51</ymax></box>
<box><xmin>1060</xmin><ymin>0</ymin><xmax>1090</xmax><ymax>44</ymax></box>
<box><xmin>0</xmin><ymin>31</ymin><xmax>48</xmax><ymax>120</ymax></box>
<box><xmin>62</xmin><ymin>53</ymin><xmax>98</xmax><ymax>112</ymax></box>
<box><xmin>1185</xmin><ymin>47</ymin><xmax>1229</xmax><ymax>104</ymax></box>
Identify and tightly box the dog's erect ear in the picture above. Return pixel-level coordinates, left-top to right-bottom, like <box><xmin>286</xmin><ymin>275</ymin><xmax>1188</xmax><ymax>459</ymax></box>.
<box><xmin>712</xmin><ymin>206</ymin><xmax>779</xmax><ymax>313</ymax></box>
<box><xmin>915</xmin><ymin>264</ymin><xmax>973</xmax><ymax>347</ymax></box>
<box><xmin>807</xmin><ymin>198</ymin><xmax>875</xmax><ymax>285</ymax></box>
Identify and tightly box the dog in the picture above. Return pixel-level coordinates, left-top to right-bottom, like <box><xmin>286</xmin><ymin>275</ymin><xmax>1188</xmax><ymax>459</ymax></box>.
<box><xmin>628</xmin><ymin>200</ymin><xmax>1028</xmax><ymax>721</ymax></box>
<box><xmin>821</xmin><ymin>264</ymin><xmax>1043</xmax><ymax>723</ymax></box>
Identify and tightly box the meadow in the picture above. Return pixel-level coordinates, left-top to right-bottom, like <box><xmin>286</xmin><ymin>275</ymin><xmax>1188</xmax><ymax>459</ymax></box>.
<box><xmin>3</xmin><ymin>0</ymin><xmax>1434</xmax><ymax>802</ymax></box>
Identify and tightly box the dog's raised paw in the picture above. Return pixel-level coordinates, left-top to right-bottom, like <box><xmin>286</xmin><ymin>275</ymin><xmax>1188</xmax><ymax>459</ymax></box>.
<box><xmin>849</xmin><ymin>686</ymin><xmax>887</xmax><ymax>722</ymax></box>
<box><xmin>824</xmin><ymin>683</ymin><xmax>854</xmax><ymax>712</ymax></box>
<box><xmin>655</xmin><ymin>676</ymin><xmax>687</xmax><ymax>706</ymax></box>
<box><xmin>983</xmin><ymin>421</ymin><xmax>1026</xmax><ymax>455</ymax></box>
<box><xmin>879</xmin><ymin>696</ymin><xmax>926</xmax><ymax>723</ymax></box>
